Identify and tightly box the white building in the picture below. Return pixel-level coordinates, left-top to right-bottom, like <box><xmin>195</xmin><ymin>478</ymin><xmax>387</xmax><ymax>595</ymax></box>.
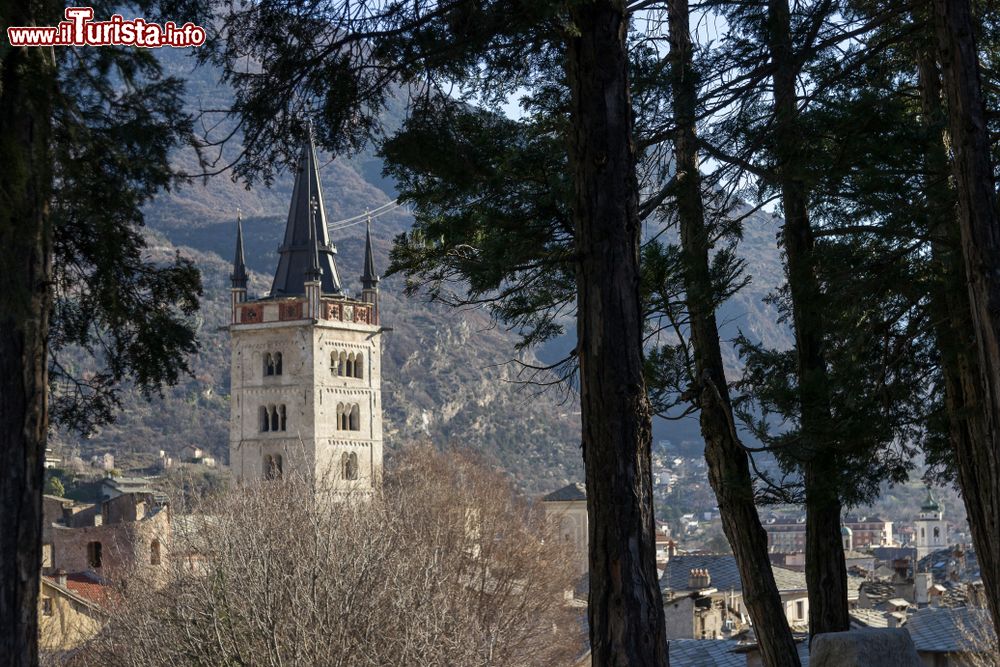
<box><xmin>914</xmin><ymin>488</ymin><xmax>948</xmax><ymax>560</ymax></box>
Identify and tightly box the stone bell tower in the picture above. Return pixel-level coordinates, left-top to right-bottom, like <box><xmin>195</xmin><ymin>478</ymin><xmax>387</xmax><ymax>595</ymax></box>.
<box><xmin>228</xmin><ymin>129</ymin><xmax>383</xmax><ymax>492</ymax></box>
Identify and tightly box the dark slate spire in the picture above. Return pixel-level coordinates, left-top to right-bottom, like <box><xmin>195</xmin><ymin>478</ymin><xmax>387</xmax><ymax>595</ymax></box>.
<box><xmin>230</xmin><ymin>209</ymin><xmax>248</xmax><ymax>290</ymax></box>
<box><xmin>305</xmin><ymin>195</ymin><xmax>323</xmax><ymax>282</ymax></box>
<box><xmin>270</xmin><ymin>127</ymin><xmax>342</xmax><ymax>296</ymax></box>
<box><xmin>361</xmin><ymin>218</ymin><xmax>379</xmax><ymax>290</ymax></box>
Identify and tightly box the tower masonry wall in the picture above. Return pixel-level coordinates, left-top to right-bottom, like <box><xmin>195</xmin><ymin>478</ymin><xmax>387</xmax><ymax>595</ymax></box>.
<box><xmin>229</xmin><ymin>295</ymin><xmax>383</xmax><ymax>493</ymax></box>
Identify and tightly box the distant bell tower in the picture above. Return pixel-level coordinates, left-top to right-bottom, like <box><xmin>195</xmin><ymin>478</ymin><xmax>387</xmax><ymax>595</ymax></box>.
<box><xmin>914</xmin><ymin>487</ymin><xmax>947</xmax><ymax>559</ymax></box>
<box><xmin>228</xmin><ymin>127</ymin><xmax>384</xmax><ymax>492</ymax></box>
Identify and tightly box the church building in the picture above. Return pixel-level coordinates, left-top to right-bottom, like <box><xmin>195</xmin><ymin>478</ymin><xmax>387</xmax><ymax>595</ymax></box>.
<box><xmin>227</xmin><ymin>129</ymin><xmax>384</xmax><ymax>492</ymax></box>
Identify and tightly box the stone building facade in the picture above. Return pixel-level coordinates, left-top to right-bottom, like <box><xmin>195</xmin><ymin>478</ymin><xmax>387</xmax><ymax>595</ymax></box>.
<box><xmin>541</xmin><ymin>483</ymin><xmax>588</xmax><ymax>576</ymax></box>
<box><xmin>228</xmin><ymin>129</ymin><xmax>384</xmax><ymax>493</ymax></box>
<box><xmin>42</xmin><ymin>492</ymin><xmax>170</xmax><ymax>581</ymax></box>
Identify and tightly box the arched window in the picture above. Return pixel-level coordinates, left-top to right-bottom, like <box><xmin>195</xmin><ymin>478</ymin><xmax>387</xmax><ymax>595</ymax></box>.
<box><xmin>933</xmin><ymin>527</ymin><xmax>940</xmax><ymax>540</ymax></box>
<box><xmin>354</xmin><ymin>355</ymin><xmax>364</xmax><ymax>379</ymax></box>
<box><xmin>336</xmin><ymin>403</ymin><xmax>345</xmax><ymax>430</ymax></box>
<box><xmin>150</xmin><ymin>539</ymin><xmax>161</xmax><ymax>565</ymax></box>
<box><xmin>279</xmin><ymin>405</ymin><xmax>287</xmax><ymax>431</ymax></box>
<box><xmin>921</xmin><ymin>527</ymin><xmax>925</xmax><ymax>539</ymax></box>
<box><xmin>339</xmin><ymin>351</ymin><xmax>347</xmax><ymax>376</ymax></box>
<box><xmin>346</xmin><ymin>353</ymin><xmax>354</xmax><ymax>378</ymax></box>
<box><xmin>341</xmin><ymin>452</ymin><xmax>350</xmax><ymax>479</ymax></box>
<box><xmin>350</xmin><ymin>404</ymin><xmax>360</xmax><ymax>431</ymax></box>
<box><xmin>331</xmin><ymin>352</ymin><xmax>339</xmax><ymax>375</ymax></box>
<box><xmin>260</xmin><ymin>406</ymin><xmax>270</xmax><ymax>432</ymax></box>
<box><xmin>269</xmin><ymin>405</ymin><xmax>279</xmax><ymax>432</ymax></box>
<box><xmin>264</xmin><ymin>353</ymin><xmax>275</xmax><ymax>376</ymax></box>
<box><xmin>263</xmin><ymin>454</ymin><xmax>272</xmax><ymax>479</ymax></box>
<box><xmin>274</xmin><ymin>352</ymin><xmax>283</xmax><ymax>375</ymax></box>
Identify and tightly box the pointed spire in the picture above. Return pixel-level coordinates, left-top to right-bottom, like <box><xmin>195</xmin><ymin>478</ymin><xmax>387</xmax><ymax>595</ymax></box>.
<box><xmin>230</xmin><ymin>208</ymin><xmax>248</xmax><ymax>290</ymax></box>
<box><xmin>305</xmin><ymin>195</ymin><xmax>323</xmax><ymax>282</ymax></box>
<box><xmin>270</xmin><ymin>124</ymin><xmax>342</xmax><ymax>297</ymax></box>
<box><xmin>361</xmin><ymin>216</ymin><xmax>379</xmax><ymax>290</ymax></box>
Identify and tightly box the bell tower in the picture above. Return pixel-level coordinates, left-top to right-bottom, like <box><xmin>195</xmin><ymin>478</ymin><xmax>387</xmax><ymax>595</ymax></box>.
<box><xmin>914</xmin><ymin>487</ymin><xmax>947</xmax><ymax>559</ymax></box>
<box><xmin>228</xmin><ymin>129</ymin><xmax>384</xmax><ymax>491</ymax></box>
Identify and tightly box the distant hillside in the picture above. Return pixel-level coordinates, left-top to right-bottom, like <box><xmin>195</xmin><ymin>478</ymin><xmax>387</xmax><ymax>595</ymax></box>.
<box><xmin>54</xmin><ymin>51</ymin><xmax>585</xmax><ymax>494</ymax></box>
<box><xmin>55</xmin><ymin>49</ymin><xmax>793</xmax><ymax>490</ymax></box>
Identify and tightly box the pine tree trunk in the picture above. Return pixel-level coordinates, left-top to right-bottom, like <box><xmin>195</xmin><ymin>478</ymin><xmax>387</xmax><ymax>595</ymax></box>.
<box><xmin>930</xmin><ymin>0</ymin><xmax>1000</xmax><ymax>640</ymax></box>
<box><xmin>668</xmin><ymin>1</ymin><xmax>801</xmax><ymax>664</ymax></box>
<box><xmin>565</xmin><ymin>1</ymin><xmax>668</xmax><ymax>664</ymax></box>
<box><xmin>0</xmin><ymin>27</ymin><xmax>55</xmax><ymax>667</ymax></box>
<box><xmin>766</xmin><ymin>0</ymin><xmax>849</xmax><ymax>637</ymax></box>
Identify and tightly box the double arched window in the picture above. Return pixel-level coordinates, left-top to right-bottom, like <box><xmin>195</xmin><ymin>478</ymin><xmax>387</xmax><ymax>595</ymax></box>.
<box><xmin>259</xmin><ymin>405</ymin><xmax>288</xmax><ymax>432</ymax></box>
<box><xmin>342</xmin><ymin>452</ymin><xmax>359</xmax><ymax>480</ymax></box>
<box><xmin>336</xmin><ymin>403</ymin><xmax>361</xmax><ymax>431</ymax></box>
<box><xmin>331</xmin><ymin>351</ymin><xmax>364</xmax><ymax>379</ymax></box>
<box><xmin>264</xmin><ymin>352</ymin><xmax>283</xmax><ymax>376</ymax></box>
<box><xmin>263</xmin><ymin>454</ymin><xmax>283</xmax><ymax>480</ymax></box>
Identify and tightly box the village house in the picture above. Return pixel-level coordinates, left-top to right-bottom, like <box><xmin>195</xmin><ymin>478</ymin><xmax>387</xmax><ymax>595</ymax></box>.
<box><xmin>661</xmin><ymin>554</ymin><xmax>814</xmax><ymax>634</ymax></box>
<box><xmin>37</xmin><ymin>570</ymin><xmax>107</xmax><ymax>654</ymax></box>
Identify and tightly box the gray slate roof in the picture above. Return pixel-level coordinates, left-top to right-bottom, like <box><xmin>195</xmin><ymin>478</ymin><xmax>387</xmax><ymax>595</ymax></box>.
<box><xmin>905</xmin><ymin>607</ymin><xmax>995</xmax><ymax>654</ymax></box>
<box><xmin>661</xmin><ymin>555</ymin><xmax>807</xmax><ymax>593</ymax></box>
<box><xmin>667</xmin><ymin>640</ymin><xmax>743</xmax><ymax>667</ymax></box>
<box><xmin>667</xmin><ymin>639</ymin><xmax>810</xmax><ymax>667</ymax></box>
<box><xmin>542</xmin><ymin>483</ymin><xmax>586</xmax><ymax>502</ymax></box>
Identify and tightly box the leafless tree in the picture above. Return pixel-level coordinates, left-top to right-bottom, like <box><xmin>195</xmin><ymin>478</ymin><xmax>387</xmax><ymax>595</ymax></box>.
<box><xmin>71</xmin><ymin>446</ymin><xmax>583</xmax><ymax>667</ymax></box>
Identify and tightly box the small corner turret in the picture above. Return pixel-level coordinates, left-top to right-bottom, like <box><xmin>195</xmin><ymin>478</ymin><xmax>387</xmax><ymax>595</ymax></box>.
<box><xmin>360</xmin><ymin>218</ymin><xmax>380</xmax><ymax>325</ymax></box>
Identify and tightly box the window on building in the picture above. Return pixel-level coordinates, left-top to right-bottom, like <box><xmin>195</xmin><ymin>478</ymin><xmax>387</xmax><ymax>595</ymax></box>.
<box><xmin>331</xmin><ymin>352</ymin><xmax>339</xmax><ymax>375</ymax></box>
<box><xmin>921</xmin><ymin>527</ymin><xmax>925</xmax><ymax>539</ymax></box>
<box><xmin>42</xmin><ymin>597</ymin><xmax>53</xmax><ymax>617</ymax></box>
<box><xmin>264</xmin><ymin>353</ymin><xmax>275</xmax><ymax>376</ymax></box>
<box><xmin>354</xmin><ymin>355</ymin><xmax>364</xmax><ymax>379</ymax></box>
<box><xmin>933</xmin><ymin>527</ymin><xmax>940</xmax><ymax>540</ymax></box>
<box><xmin>260</xmin><ymin>406</ymin><xmax>270</xmax><ymax>432</ymax></box>
<box><xmin>796</xmin><ymin>600</ymin><xmax>805</xmax><ymax>620</ymax></box>
<box><xmin>338</xmin><ymin>351</ymin><xmax>346</xmax><ymax>376</ymax></box>
<box><xmin>263</xmin><ymin>454</ymin><xmax>283</xmax><ymax>480</ymax></box>
<box><xmin>269</xmin><ymin>405</ymin><xmax>279</xmax><ymax>432</ymax></box>
<box><xmin>279</xmin><ymin>405</ymin><xmax>287</xmax><ymax>431</ymax></box>
<box><xmin>343</xmin><ymin>452</ymin><xmax>359</xmax><ymax>480</ymax></box>
<box><xmin>150</xmin><ymin>539</ymin><xmax>161</xmax><ymax>565</ymax></box>
<box><xmin>350</xmin><ymin>404</ymin><xmax>360</xmax><ymax>431</ymax></box>
<box><xmin>274</xmin><ymin>352</ymin><xmax>282</xmax><ymax>375</ymax></box>
<box><xmin>87</xmin><ymin>541</ymin><xmax>102</xmax><ymax>568</ymax></box>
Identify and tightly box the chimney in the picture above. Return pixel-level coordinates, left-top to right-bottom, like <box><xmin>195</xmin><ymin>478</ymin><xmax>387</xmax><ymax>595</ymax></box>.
<box><xmin>667</xmin><ymin>539</ymin><xmax>677</xmax><ymax>559</ymax></box>
<box><xmin>55</xmin><ymin>569</ymin><xmax>67</xmax><ymax>587</ymax></box>
<box><xmin>688</xmin><ymin>568</ymin><xmax>711</xmax><ymax>589</ymax></box>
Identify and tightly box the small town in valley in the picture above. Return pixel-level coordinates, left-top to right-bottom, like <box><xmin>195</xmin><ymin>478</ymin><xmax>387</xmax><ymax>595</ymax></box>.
<box><xmin>6</xmin><ymin>2</ymin><xmax>1000</xmax><ymax>667</ymax></box>
<box><xmin>29</xmin><ymin>133</ymin><xmax>995</xmax><ymax>666</ymax></box>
